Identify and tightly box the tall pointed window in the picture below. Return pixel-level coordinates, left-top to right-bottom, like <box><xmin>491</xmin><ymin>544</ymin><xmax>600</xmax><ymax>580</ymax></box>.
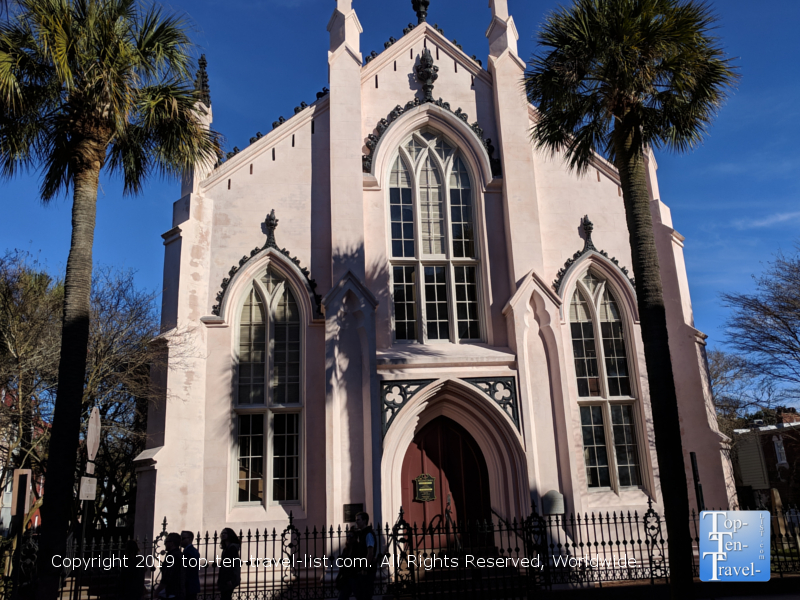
<box><xmin>388</xmin><ymin>129</ymin><xmax>481</xmax><ymax>343</ymax></box>
<box><xmin>570</xmin><ymin>271</ymin><xmax>641</xmax><ymax>491</ymax></box>
<box><xmin>236</xmin><ymin>267</ymin><xmax>302</xmax><ymax>505</ymax></box>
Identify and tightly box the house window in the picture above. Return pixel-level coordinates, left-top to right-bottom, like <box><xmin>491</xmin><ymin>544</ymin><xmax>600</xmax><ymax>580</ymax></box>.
<box><xmin>236</xmin><ymin>268</ymin><xmax>302</xmax><ymax>504</ymax></box>
<box><xmin>388</xmin><ymin>129</ymin><xmax>481</xmax><ymax>343</ymax></box>
<box><xmin>570</xmin><ymin>271</ymin><xmax>641</xmax><ymax>491</ymax></box>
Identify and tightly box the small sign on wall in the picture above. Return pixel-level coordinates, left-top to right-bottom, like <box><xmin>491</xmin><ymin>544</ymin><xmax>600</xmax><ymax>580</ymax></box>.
<box><xmin>343</xmin><ymin>503</ymin><xmax>364</xmax><ymax>524</ymax></box>
<box><xmin>414</xmin><ymin>474</ymin><xmax>435</xmax><ymax>502</ymax></box>
<box><xmin>79</xmin><ymin>477</ymin><xmax>97</xmax><ymax>501</ymax></box>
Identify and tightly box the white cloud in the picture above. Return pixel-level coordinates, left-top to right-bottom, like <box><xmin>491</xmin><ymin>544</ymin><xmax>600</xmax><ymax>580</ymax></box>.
<box><xmin>733</xmin><ymin>210</ymin><xmax>800</xmax><ymax>230</ymax></box>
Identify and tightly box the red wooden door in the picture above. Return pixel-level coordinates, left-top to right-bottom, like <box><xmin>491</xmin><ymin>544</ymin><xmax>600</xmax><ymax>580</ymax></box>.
<box><xmin>400</xmin><ymin>416</ymin><xmax>491</xmax><ymax>528</ymax></box>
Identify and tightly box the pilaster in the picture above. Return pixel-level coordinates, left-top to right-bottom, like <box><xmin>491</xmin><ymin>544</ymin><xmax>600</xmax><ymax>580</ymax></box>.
<box><xmin>322</xmin><ymin>274</ymin><xmax>381</xmax><ymax>527</ymax></box>
<box><xmin>147</xmin><ymin>192</ymin><xmax>213</xmax><ymax>535</ymax></box>
<box><xmin>328</xmin><ymin>2</ymin><xmax>365</xmax><ymax>283</ymax></box>
<box><xmin>487</xmin><ymin>7</ymin><xmax>544</xmax><ymax>289</ymax></box>
<box><xmin>180</xmin><ymin>103</ymin><xmax>214</xmax><ymax>197</ymax></box>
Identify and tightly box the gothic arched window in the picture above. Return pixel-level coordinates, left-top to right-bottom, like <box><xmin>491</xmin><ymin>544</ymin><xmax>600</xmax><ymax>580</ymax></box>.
<box><xmin>569</xmin><ymin>270</ymin><xmax>641</xmax><ymax>491</ymax></box>
<box><xmin>235</xmin><ymin>268</ymin><xmax>302</xmax><ymax>505</ymax></box>
<box><xmin>389</xmin><ymin>129</ymin><xmax>481</xmax><ymax>343</ymax></box>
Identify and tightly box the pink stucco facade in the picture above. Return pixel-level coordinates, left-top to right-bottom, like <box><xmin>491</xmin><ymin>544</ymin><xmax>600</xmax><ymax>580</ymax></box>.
<box><xmin>135</xmin><ymin>0</ymin><xmax>736</xmax><ymax>539</ymax></box>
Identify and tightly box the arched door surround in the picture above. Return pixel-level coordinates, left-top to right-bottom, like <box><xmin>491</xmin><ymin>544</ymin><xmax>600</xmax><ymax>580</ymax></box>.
<box><xmin>381</xmin><ymin>378</ymin><xmax>528</xmax><ymax>525</ymax></box>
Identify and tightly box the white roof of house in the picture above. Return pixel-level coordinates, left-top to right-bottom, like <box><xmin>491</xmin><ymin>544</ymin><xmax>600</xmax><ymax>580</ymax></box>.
<box><xmin>733</xmin><ymin>421</ymin><xmax>800</xmax><ymax>435</ymax></box>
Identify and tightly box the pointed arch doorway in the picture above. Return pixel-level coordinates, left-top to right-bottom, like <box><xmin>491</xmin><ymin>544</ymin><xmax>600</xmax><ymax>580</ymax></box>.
<box><xmin>400</xmin><ymin>416</ymin><xmax>492</xmax><ymax>526</ymax></box>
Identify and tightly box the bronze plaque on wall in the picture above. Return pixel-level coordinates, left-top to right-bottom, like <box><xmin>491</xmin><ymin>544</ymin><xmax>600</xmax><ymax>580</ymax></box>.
<box><xmin>343</xmin><ymin>503</ymin><xmax>364</xmax><ymax>523</ymax></box>
<box><xmin>414</xmin><ymin>474</ymin><xmax>436</xmax><ymax>502</ymax></box>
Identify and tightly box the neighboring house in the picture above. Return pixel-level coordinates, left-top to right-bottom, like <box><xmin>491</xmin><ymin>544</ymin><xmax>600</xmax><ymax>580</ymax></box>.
<box><xmin>134</xmin><ymin>0</ymin><xmax>735</xmax><ymax>539</ymax></box>
<box><xmin>0</xmin><ymin>471</ymin><xmax>12</xmax><ymax>536</ymax></box>
<box><xmin>734</xmin><ymin>409</ymin><xmax>800</xmax><ymax>508</ymax></box>
<box><xmin>0</xmin><ymin>391</ymin><xmax>45</xmax><ymax>536</ymax></box>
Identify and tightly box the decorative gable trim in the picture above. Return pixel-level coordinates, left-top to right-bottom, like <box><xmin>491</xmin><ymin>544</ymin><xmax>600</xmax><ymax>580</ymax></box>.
<box><xmin>211</xmin><ymin>210</ymin><xmax>322</xmax><ymax>317</ymax></box>
<box><xmin>201</xmin><ymin>97</ymin><xmax>329</xmax><ymax>188</ymax></box>
<box><xmin>362</xmin><ymin>97</ymin><xmax>501</xmax><ymax>177</ymax></box>
<box><xmin>553</xmin><ymin>215</ymin><xmax>636</xmax><ymax>295</ymax></box>
<box><xmin>360</xmin><ymin>23</ymin><xmax>491</xmax><ymax>85</ymax></box>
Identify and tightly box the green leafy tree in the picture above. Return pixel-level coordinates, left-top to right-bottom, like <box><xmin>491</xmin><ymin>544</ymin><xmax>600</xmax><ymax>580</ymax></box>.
<box><xmin>524</xmin><ymin>0</ymin><xmax>737</xmax><ymax>594</ymax></box>
<box><xmin>0</xmin><ymin>0</ymin><xmax>219</xmax><ymax>594</ymax></box>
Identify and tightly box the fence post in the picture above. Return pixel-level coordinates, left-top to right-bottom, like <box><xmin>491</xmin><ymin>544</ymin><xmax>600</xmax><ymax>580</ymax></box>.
<box><xmin>643</xmin><ymin>499</ymin><xmax>667</xmax><ymax>584</ymax></box>
<box><xmin>524</xmin><ymin>502</ymin><xmax>549</xmax><ymax>594</ymax></box>
<box><xmin>386</xmin><ymin>506</ymin><xmax>414</xmax><ymax>599</ymax></box>
<box><xmin>281</xmin><ymin>511</ymin><xmax>300</xmax><ymax>593</ymax></box>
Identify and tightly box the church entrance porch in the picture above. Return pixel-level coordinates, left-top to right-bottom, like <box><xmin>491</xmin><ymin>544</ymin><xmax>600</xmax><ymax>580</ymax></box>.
<box><xmin>380</xmin><ymin>378</ymin><xmax>530</xmax><ymax>526</ymax></box>
<box><xmin>400</xmin><ymin>416</ymin><xmax>492</xmax><ymax>527</ymax></box>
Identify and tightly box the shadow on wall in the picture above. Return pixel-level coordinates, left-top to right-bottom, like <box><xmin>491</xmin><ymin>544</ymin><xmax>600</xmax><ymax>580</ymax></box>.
<box><xmin>327</xmin><ymin>247</ymin><xmax>389</xmax><ymax>505</ymax></box>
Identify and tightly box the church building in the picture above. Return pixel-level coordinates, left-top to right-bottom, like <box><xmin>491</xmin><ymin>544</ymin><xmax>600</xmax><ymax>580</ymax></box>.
<box><xmin>134</xmin><ymin>0</ymin><xmax>736</xmax><ymax>538</ymax></box>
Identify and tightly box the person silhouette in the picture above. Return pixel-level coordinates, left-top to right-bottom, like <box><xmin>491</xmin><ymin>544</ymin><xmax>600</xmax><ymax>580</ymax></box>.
<box><xmin>180</xmin><ymin>531</ymin><xmax>201</xmax><ymax>600</ymax></box>
<box><xmin>217</xmin><ymin>528</ymin><xmax>241</xmax><ymax>600</ymax></box>
<box><xmin>353</xmin><ymin>513</ymin><xmax>376</xmax><ymax>600</ymax></box>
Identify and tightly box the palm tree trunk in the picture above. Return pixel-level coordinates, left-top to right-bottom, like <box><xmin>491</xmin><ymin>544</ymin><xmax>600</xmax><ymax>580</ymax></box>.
<box><xmin>36</xmin><ymin>146</ymin><xmax>101</xmax><ymax>599</ymax></box>
<box><xmin>613</xmin><ymin>120</ymin><xmax>694</xmax><ymax>598</ymax></box>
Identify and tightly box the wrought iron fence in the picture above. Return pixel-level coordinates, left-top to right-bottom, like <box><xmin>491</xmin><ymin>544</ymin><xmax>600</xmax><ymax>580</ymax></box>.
<box><xmin>537</xmin><ymin>502</ymin><xmax>668</xmax><ymax>586</ymax></box>
<box><xmin>2</xmin><ymin>503</ymin><xmax>799</xmax><ymax>599</ymax></box>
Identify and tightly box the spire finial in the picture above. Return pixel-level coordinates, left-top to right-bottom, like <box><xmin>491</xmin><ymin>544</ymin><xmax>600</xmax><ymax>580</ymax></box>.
<box><xmin>264</xmin><ymin>210</ymin><xmax>279</xmax><ymax>249</ymax></box>
<box><xmin>194</xmin><ymin>55</ymin><xmax>211</xmax><ymax>106</ymax></box>
<box><xmin>415</xmin><ymin>48</ymin><xmax>439</xmax><ymax>103</ymax></box>
<box><xmin>412</xmin><ymin>0</ymin><xmax>430</xmax><ymax>24</ymax></box>
<box><xmin>582</xmin><ymin>215</ymin><xmax>596</xmax><ymax>252</ymax></box>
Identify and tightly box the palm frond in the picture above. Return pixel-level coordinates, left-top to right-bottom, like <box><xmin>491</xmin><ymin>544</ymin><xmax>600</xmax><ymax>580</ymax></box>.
<box><xmin>1</xmin><ymin>0</ymin><xmax>219</xmax><ymax>201</ymax></box>
<box><xmin>524</xmin><ymin>0</ymin><xmax>739</xmax><ymax>169</ymax></box>
<box><xmin>107</xmin><ymin>81</ymin><xmax>219</xmax><ymax>194</ymax></box>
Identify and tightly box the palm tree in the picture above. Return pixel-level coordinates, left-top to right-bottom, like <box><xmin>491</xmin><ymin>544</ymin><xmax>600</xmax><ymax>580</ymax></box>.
<box><xmin>524</xmin><ymin>0</ymin><xmax>736</xmax><ymax>594</ymax></box>
<box><xmin>0</xmin><ymin>0</ymin><xmax>219</xmax><ymax>595</ymax></box>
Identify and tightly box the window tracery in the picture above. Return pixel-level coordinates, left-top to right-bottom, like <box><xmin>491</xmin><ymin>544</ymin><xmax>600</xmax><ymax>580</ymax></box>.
<box><xmin>235</xmin><ymin>267</ymin><xmax>302</xmax><ymax>505</ymax></box>
<box><xmin>570</xmin><ymin>270</ymin><xmax>641</xmax><ymax>491</ymax></box>
<box><xmin>388</xmin><ymin>128</ymin><xmax>481</xmax><ymax>343</ymax></box>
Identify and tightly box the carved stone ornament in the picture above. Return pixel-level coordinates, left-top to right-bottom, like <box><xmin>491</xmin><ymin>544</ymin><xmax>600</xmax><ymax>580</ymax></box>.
<box><xmin>412</xmin><ymin>0</ymin><xmax>430</xmax><ymax>24</ymax></box>
<box><xmin>552</xmin><ymin>215</ymin><xmax>636</xmax><ymax>293</ymax></box>
<box><xmin>362</xmin><ymin>98</ymin><xmax>502</xmax><ymax>177</ymax></box>
<box><xmin>211</xmin><ymin>210</ymin><xmax>322</xmax><ymax>317</ymax></box>
<box><xmin>415</xmin><ymin>48</ymin><xmax>439</xmax><ymax>103</ymax></box>
<box><xmin>264</xmin><ymin>209</ymin><xmax>279</xmax><ymax>249</ymax></box>
<box><xmin>194</xmin><ymin>55</ymin><xmax>211</xmax><ymax>106</ymax></box>
<box><xmin>463</xmin><ymin>377</ymin><xmax>520</xmax><ymax>429</ymax></box>
<box><xmin>381</xmin><ymin>380</ymin><xmax>436</xmax><ymax>438</ymax></box>
<box><xmin>381</xmin><ymin>377</ymin><xmax>520</xmax><ymax>439</ymax></box>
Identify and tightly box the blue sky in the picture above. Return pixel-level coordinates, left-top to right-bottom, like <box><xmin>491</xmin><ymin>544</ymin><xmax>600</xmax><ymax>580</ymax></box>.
<box><xmin>2</xmin><ymin>0</ymin><xmax>799</xmax><ymax>350</ymax></box>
